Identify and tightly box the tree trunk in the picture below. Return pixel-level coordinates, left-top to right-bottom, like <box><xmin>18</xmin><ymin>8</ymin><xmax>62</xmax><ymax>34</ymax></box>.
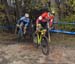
<box><xmin>15</xmin><ymin>0</ymin><xmax>22</xmax><ymax>19</ymax></box>
<box><xmin>2</xmin><ymin>0</ymin><xmax>12</xmax><ymax>23</ymax></box>
<box><xmin>2</xmin><ymin>0</ymin><xmax>13</xmax><ymax>32</ymax></box>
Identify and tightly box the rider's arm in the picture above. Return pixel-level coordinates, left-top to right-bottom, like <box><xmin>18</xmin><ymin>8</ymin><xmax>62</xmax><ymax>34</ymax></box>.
<box><xmin>36</xmin><ymin>19</ymin><xmax>39</xmax><ymax>27</ymax></box>
<box><xmin>16</xmin><ymin>17</ymin><xmax>23</xmax><ymax>24</ymax></box>
<box><xmin>25</xmin><ymin>18</ymin><xmax>30</xmax><ymax>27</ymax></box>
<box><xmin>49</xmin><ymin>19</ymin><xmax>53</xmax><ymax>27</ymax></box>
<box><xmin>49</xmin><ymin>16</ymin><xmax>54</xmax><ymax>27</ymax></box>
<box><xmin>16</xmin><ymin>19</ymin><xmax>21</xmax><ymax>27</ymax></box>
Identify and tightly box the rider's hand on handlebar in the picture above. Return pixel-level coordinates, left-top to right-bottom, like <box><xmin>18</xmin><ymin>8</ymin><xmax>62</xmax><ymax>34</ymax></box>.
<box><xmin>36</xmin><ymin>27</ymin><xmax>39</xmax><ymax>32</ymax></box>
<box><xmin>16</xmin><ymin>24</ymin><xmax>20</xmax><ymax>27</ymax></box>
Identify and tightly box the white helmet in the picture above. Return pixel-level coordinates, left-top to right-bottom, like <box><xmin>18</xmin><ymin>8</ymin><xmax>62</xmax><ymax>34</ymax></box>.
<box><xmin>51</xmin><ymin>10</ymin><xmax>55</xmax><ymax>15</ymax></box>
<box><xmin>38</xmin><ymin>16</ymin><xmax>42</xmax><ymax>20</ymax></box>
<box><xmin>52</xmin><ymin>11</ymin><xmax>55</xmax><ymax>13</ymax></box>
<box><xmin>25</xmin><ymin>13</ymin><xmax>29</xmax><ymax>18</ymax></box>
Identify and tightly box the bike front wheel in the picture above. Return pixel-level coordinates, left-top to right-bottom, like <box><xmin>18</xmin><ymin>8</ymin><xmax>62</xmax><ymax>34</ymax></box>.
<box><xmin>41</xmin><ymin>37</ymin><xmax>49</xmax><ymax>55</ymax></box>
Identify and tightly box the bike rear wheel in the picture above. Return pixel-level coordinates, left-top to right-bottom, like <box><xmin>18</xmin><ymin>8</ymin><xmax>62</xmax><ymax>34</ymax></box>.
<box><xmin>41</xmin><ymin>37</ymin><xmax>49</xmax><ymax>55</ymax></box>
<box><xmin>17</xmin><ymin>29</ymin><xmax>23</xmax><ymax>42</ymax></box>
<box><xmin>32</xmin><ymin>33</ymin><xmax>39</xmax><ymax>48</ymax></box>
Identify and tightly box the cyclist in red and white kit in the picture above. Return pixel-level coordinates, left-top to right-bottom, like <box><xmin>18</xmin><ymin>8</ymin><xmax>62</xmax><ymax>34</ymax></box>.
<box><xmin>36</xmin><ymin>10</ymin><xmax>55</xmax><ymax>31</ymax></box>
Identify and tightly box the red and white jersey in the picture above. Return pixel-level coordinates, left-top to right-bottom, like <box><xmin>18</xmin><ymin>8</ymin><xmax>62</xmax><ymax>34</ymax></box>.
<box><xmin>36</xmin><ymin>12</ymin><xmax>54</xmax><ymax>27</ymax></box>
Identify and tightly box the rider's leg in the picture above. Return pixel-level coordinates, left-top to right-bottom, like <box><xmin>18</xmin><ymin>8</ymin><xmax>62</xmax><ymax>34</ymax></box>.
<box><xmin>23</xmin><ymin>26</ymin><xmax>27</xmax><ymax>34</ymax></box>
<box><xmin>15</xmin><ymin>26</ymin><xmax>19</xmax><ymax>34</ymax></box>
<box><xmin>23</xmin><ymin>22</ymin><xmax>27</xmax><ymax>34</ymax></box>
<box><xmin>19</xmin><ymin>22</ymin><xmax>23</xmax><ymax>29</ymax></box>
<box><xmin>15</xmin><ymin>23</ymin><xmax>20</xmax><ymax>34</ymax></box>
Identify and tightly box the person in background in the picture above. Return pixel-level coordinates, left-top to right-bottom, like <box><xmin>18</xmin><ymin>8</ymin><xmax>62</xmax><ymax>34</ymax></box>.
<box><xmin>16</xmin><ymin>13</ymin><xmax>30</xmax><ymax>34</ymax></box>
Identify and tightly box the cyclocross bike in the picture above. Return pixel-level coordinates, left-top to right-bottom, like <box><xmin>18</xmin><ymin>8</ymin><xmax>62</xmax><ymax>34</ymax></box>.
<box><xmin>33</xmin><ymin>28</ymin><xmax>50</xmax><ymax>55</ymax></box>
<box><xmin>16</xmin><ymin>25</ymin><xmax>25</xmax><ymax>42</ymax></box>
<box><xmin>33</xmin><ymin>18</ymin><xmax>51</xmax><ymax>55</ymax></box>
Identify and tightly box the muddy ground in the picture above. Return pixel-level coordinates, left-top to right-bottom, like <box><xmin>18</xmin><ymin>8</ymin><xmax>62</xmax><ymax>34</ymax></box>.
<box><xmin>0</xmin><ymin>32</ymin><xmax>75</xmax><ymax>64</ymax></box>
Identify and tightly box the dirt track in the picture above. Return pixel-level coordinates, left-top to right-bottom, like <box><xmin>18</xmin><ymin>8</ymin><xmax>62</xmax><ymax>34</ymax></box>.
<box><xmin>0</xmin><ymin>32</ymin><xmax>75</xmax><ymax>64</ymax></box>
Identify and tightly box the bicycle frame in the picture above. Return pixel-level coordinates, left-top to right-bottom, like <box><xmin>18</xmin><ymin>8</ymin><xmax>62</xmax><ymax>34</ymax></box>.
<box><xmin>37</xmin><ymin>29</ymin><xmax>47</xmax><ymax>44</ymax></box>
<box><xmin>36</xmin><ymin>19</ymin><xmax>51</xmax><ymax>44</ymax></box>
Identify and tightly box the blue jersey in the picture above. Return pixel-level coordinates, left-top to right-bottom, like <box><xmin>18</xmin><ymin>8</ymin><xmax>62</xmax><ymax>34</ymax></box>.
<box><xmin>17</xmin><ymin>16</ymin><xmax>30</xmax><ymax>27</ymax></box>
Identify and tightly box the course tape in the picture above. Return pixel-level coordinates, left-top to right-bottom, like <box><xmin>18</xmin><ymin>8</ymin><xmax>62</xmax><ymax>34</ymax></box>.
<box><xmin>0</xmin><ymin>22</ymin><xmax>75</xmax><ymax>35</ymax></box>
<box><xmin>0</xmin><ymin>25</ymin><xmax>15</xmax><ymax>29</ymax></box>
<box><xmin>50</xmin><ymin>29</ymin><xmax>75</xmax><ymax>35</ymax></box>
<box><xmin>53</xmin><ymin>22</ymin><xmax>75</xmax><ymax>24</ymax></box>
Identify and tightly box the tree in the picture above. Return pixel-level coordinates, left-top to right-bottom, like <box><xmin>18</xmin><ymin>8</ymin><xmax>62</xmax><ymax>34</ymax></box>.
<box><xmin>15</xmin><ymin>0</ymin><xmax>22</xmax><ymax>19</ymax></box>
<box><xmin>1</xmin><ymin>0</ymin><xmax>12</xmax><ymax>23</ymax></box>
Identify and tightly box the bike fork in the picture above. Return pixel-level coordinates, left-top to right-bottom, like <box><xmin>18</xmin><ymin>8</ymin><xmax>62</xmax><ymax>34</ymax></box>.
<box><xmin>37</xmin><ymin>35</ymin><xmax>42</xmax><ymax>44</ymax></box>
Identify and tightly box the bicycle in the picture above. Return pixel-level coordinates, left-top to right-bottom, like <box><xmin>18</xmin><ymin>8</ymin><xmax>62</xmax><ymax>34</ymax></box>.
<box><xmin>33</xmin><ymin>26</ymin><xmax>50</xmax><ymax>55</ymax></box>
<box><xmin>33</xmin><ymin>18</ymin><xmax>52</xmax><ymax>55</ymax></box>
<box><xmin>15</xmin><ymin>24</ymin><xmax>25</xmax><ymax>42</ymax></box>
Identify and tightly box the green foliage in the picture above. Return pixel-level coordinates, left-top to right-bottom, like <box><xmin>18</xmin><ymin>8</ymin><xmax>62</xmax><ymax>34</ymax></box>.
<box><xmin>58</xmin><ymin>14</ymin><xmax>75</xmax><ymax>31</ymax></box>
<box><xmin>67</xmin><ymin>0</ymin><xmax>75</xmax><ymax>7</ymax></box>
<box><xmin>56</xmin><ymin>0</ymin><xmax>75</xmax><ymax>31</ymax></box>
<box><xmin>0</xmin><ymin>4</ymin><xmax>5</xmax><ymax>26</ymax></box>
<box><xmin>0</xmin><ymin>4</ymin><xmax>5</xmax><ymax>10</ymax></box>
<box><xmin>0</xmin><ymin>4</ymin><xmax>6</xmax><ymax>25</ymax></box>
<box><xmin>0</xmin><ymin>0</ymin><xmax>75</xmax><ymax>31</ymax></box>
<box><xmin>61</xmin><ymin>15</ymin><xmax>75</xmax><ymax>22</ymax></box>
<box><xmin>31</xmin><ymin>0</ymin><xmax>48</xmax><ymax>9</ymax></box>
<box><xmin>0</xmin><ymin>13</ymin><xmax>5</xmax><ymax>21</ymax></box>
